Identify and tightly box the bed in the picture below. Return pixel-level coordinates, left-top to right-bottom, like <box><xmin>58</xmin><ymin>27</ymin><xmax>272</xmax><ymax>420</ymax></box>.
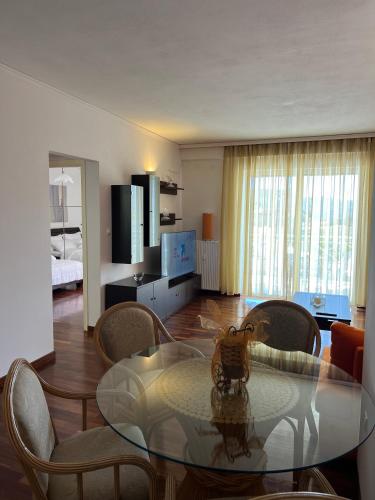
<box><xmin>50</xmin><ymin>227</ymin><xmax>83</xmax><ymax>288</ymax></box>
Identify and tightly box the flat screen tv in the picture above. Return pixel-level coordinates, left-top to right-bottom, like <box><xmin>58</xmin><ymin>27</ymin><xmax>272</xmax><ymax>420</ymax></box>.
<box><xmin>161</xmin><ymin>230</ymin><xmax>196</xmax><ymax>279</ymax></box>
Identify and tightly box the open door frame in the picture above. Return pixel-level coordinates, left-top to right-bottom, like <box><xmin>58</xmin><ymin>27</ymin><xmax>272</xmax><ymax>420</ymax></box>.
<box><xmin>81</xmin><ymin>159</ymin><xmax>100</xmax><ymax>331</ymax></box>
<box><xmin>49</xmin><ymin>153</ymin><xmax>101</xmax><ymax>332</ymax></box>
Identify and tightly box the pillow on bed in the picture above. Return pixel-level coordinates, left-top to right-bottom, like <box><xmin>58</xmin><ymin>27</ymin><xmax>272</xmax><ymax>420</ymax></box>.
<box><xmin>51</xmin><ymin>234</ymin><xmax>63</xmax><ymax>250</ymax></box>
<box><xmin>63</xmin><ymin>232</ymin><xmax>82</xmax><ymax>250</ymax></box>
<box><xmin>66</xmin><ymin>247</ymin><xmax>83</xmax><ymax>261</ymax></box>
<box><xmin>51</xmin><ymin>255</ymin><xmax>56</xmax><ymax>262</ymax></box>
<box><xmin>51</xmin><ymin>232</ymin><xmax>82</xmax><ymax>257</ymax></box>
<box><xmin>64</xmin><ymin>232</ymin><xmax>82</xmax><ymax>242</ymax></box>
<box><xmin>52</xmin><ymin>239</ymin><xmax>78</xmax><ymax>255</ymax></box>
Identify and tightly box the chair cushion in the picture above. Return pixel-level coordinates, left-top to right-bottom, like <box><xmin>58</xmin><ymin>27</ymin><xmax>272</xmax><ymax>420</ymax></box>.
<box><xmin>100</xmin><ymin>308</ymin><xmax>156</xmax><ymax>361</ymax></box>
<box><xmin>13</xmin><ymin>365</ymin><xmax>55</xmax><ymax>493</ymax></box>
<box><xmin>48</xmin><ymin>424</ymin><xmax>150</xmax><ymax>500</ymax></box>
<box><xmin>330</xmin><ymin>322</ymin><xmax>364</xmax><ymax>381</ymax></box>
<box><xmin>251</xmin><ymin>343</ymin><xmax>320</xmax><ymax>376</ymax></box>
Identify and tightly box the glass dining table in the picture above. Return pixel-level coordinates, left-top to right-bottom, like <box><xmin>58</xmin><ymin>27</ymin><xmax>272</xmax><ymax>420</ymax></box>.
<box><xmin>96</xmin><ymin>338</ymin><xmax>375</xmax><ymax>490</ymax></box>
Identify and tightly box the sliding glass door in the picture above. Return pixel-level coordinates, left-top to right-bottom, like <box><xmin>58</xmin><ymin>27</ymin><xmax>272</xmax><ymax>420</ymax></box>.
<box><xmin>220</xmin><ymin>139</ymin><xmax>374</xmax><ymax>305</ymax></box>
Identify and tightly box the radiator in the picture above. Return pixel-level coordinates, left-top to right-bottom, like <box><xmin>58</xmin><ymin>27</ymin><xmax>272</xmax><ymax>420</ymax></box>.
<box><xmin>196</xmin><ymin>240</ymin><xmax>220</xmax><ymax>291</ymax></box>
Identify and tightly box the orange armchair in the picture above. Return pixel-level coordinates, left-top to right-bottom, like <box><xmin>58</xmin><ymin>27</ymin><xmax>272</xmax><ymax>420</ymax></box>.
<box><xmin>330</xmin><ymin>322</ymin><xmax>364</xmax><ymax>382</ymax></box>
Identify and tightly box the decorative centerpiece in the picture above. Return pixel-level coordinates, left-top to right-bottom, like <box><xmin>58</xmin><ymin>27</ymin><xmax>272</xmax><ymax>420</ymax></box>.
<box><xmin>193</xmin><ymin>386</ymin><xmax>267</xmax><ymax>488</ymax></box>
<box><xmin>208</xmin><ymin>387</ymin><xmax>266</xmax><ymax>465</ymax></box>
<box><xmin>133</xmin><ymin>272</ymin><xmax>144</xmax><ymax>283</ymax></box>
<box><xmin>198</xmin><ymin>300</ymin><xmax>268</xmax><ymax>393</ymax></box>
<box><xmin>310</xmin><ymin>293</ymin><xmax>326</xmax><ymax>308</ymax></box>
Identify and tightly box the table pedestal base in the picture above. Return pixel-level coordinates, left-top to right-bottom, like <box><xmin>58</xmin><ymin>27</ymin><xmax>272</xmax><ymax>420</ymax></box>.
<box><xmin>176</xmin><ymin>467</ymin><xmax>336</xmax><ymax>499</ymax></box>
<box><xmin>179</xmin><ymin>466</ymin><xmax>266</xmax><ymax>499</ymax></box>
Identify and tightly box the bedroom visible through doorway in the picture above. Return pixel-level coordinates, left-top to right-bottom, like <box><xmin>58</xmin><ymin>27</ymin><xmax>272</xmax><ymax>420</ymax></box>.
<box><xmin>49</xmin><ymin>154</ymin><xmax>85</xmax><ymax>333</ymax></box>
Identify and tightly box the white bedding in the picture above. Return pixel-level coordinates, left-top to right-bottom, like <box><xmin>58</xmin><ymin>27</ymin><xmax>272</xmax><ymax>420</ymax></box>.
<box><xmin>50</xmin><ymin>231</ymin><xmax>83</xmax><ymax>261</ymax></box>
<box><xmin>52</xmin><ymin>258</ymin><xmax>83</xmax><ymax>286</ymax></box>
<box><xmin>65</xmin><ymin>247</ymin><xmax>83</xmax><ymax>261</ymax></box>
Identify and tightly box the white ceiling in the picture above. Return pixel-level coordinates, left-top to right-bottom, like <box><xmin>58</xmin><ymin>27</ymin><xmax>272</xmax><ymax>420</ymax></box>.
<box><xmin>1</xmin><ymin>0</ymin><xmax>374</xmax><ymax>144</ymax></box>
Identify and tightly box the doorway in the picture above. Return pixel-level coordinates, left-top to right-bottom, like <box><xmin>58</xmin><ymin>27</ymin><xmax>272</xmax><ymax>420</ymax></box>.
<box><xmin>49</xmin><ymin>153</ymin><xmax>100</xmax><ymax>332</ymax></box>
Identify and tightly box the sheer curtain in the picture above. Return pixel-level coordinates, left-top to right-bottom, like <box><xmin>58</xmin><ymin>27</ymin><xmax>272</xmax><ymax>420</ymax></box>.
<box><xmin>220</xmin><ymin>139</ymin><xmax>374</xmax><ymax>306</ymax></box>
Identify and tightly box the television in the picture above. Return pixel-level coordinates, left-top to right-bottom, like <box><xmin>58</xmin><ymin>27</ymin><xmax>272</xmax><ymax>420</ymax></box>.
<box><xmin>161</xmin><ymin>230</ymin><xmax>196</xmax><ymax>279</ymax></box>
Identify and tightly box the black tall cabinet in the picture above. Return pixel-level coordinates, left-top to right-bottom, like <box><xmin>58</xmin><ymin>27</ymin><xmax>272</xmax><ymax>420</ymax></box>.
<box><xmin>131</xmin><ymin>174</ymin><xmax>160</xmax><ymax>247</ymax></box>
<box><xmin>111</xmin><ymin>185</ymin><xmax>144</xmax><ymax>264</ymax></box>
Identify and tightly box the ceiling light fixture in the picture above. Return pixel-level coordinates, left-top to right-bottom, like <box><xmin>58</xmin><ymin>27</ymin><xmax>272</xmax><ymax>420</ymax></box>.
<box><xmin>54</xmin><ymin>168</ymin><xmax>74</xmax><ymax>185</ymax></box>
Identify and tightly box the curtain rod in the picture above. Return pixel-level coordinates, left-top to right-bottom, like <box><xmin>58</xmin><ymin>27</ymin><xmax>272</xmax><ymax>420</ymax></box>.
<box><xmin>179</xmin><ymin>132</ymin><xmax>375</xmax><ymax>149</ymax></box>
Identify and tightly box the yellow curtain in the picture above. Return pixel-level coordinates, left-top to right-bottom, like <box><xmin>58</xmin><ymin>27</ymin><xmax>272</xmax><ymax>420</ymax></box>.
<box><xmin>220</xmin><ymin>138</ymin><xmax>375</xmax><ymax>306</ymax></box>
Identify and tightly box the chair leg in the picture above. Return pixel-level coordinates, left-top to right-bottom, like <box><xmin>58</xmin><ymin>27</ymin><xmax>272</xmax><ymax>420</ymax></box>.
<box><xmin>292</xmin><ymin>417</ymin><xmax>305</xmax><ymax>490</ymax></box>
<box><xmin>293</xmin><ymin>470</ymin><xmax>303</xmax><ymax>491</ymax></box>
<box><xmin>294</xmin><ymin>418</ymin><xmax>305</xmax><ymax>468</ymax></box>
<box><xmin>306</xmin><ymin>407</ymin><xmax>318</xmax><ymax>439</ymax></box>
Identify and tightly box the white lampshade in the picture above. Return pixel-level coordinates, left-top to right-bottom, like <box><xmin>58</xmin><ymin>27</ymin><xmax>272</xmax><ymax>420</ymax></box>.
<box><xmin>54</xmin><ymin>168</ymin><xmax>74</xmax><ymax>185</ymax></box>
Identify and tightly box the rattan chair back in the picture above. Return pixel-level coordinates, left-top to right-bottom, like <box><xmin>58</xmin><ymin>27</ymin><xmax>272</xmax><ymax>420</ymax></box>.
<box><xmin>94</xmin><ymin>301</ymin><xmax>175</xmax><ymax>367</ymax></box>
<box><xmin>3</xmin><ymin>358</ymin><xmax>176</xmax><ymax>500</ymax></box>
<box><xmin>241</xmin><ymin>300</ymin><xmax>321</xmax><ymax>356</ymax></box>
<box><xmin>249</xmin><ymin>493</ymin><xmax>349</xmax><ymax>500</ymax></box>
<box><xmin>3</xmin><ymin>359</ymin><xmax>58</xmax><ymax>499</ymax></box>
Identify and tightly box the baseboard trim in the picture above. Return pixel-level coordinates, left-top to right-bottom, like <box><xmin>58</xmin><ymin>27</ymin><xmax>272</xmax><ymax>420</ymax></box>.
<box><xmin>199</xmin><ymin>289</ymin><xmax>222</xmax><ymax>296</ymax></box>
<box><xmin>85</xmin><ymin>326</ymin><xmax>94</xmax><ymax>336</ymax></box>
<box><xmin>0</xmin><ymin>350</ymin><xmax>56</xmax><ymax>391</ymax></box>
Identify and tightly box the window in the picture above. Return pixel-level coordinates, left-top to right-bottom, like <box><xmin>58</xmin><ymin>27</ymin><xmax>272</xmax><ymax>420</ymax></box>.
<box><xmin>220</xmin><ymin>140</ymin><xmax>374</xmax><ymax>306</ymax></box>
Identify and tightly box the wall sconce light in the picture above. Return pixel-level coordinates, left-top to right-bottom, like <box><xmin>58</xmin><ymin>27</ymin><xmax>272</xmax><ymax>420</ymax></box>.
<box><xmin>144</xmin><ymin>160</ymin><xmax>157</xmax><ymax>174</ymax></box>
<box><xmin>144</xmin><ymin>168</ymin><xmax>157</xmax><ymax>175</ymax></box>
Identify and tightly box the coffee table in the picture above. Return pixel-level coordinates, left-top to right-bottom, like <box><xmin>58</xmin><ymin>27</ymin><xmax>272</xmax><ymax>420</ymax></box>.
<box><xmin>293</xmin><ymin>292</ymin><xmax>351</xmax><ymax>330</ymax></box>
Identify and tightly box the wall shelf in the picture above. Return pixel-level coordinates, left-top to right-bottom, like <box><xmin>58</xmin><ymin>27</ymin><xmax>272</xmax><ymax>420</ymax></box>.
<box><xmin>160</xmin><ymin>181</ymin><xmax>184</xmax><ymax>195</ymax></box>
<box><xmin>160</xmin><ymin>213</ymin><xmax>183</xmax><ymax>226</ymax></box>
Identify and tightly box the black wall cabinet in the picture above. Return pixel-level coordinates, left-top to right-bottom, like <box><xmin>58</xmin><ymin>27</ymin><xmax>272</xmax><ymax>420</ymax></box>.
<box><xmin>111</xmin><ymin>185</ymin><xmax>144</xmax><ymax>264</ymax></box>
<box><xmin>132</xmin><ymin>174</ymin><xmax>160</xmax><ymax>247</ymax></box>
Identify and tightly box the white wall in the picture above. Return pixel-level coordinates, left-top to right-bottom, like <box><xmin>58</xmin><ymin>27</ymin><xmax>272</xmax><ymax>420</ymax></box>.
<box><xmin>181</xmin><ymin>147</ymin><xmax>224</xmax><ymax>240</ymax></box>
<box><xmin>0</xmin><ymin>64</ymin><xmax>181</xmax><ymax>377</ymax></box>
<box><xmin>358</xmin><ymin>175</ymin><xmax>375</xmax><ymax>500</ymax></box>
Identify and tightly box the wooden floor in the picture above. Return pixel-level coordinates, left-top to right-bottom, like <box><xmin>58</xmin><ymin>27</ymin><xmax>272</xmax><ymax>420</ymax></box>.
<box><xmin>0</xmin><ymin>290</ymin><xmax>365</xmax><ymax>499</ymax></box>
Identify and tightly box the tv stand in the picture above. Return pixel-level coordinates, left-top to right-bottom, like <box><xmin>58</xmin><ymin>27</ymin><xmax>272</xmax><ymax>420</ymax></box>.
<box><xmin>105</xmin><ymin>273</ymin><xmax>201</xmax><ymax>321</ymax></box>
<box><xmin>168</xmin><ymin>272</ymin><xmax>196</xmax><ymax>288</ymax></box>
<box><xmin>166</xmin><ymin>273</ymin><xmax>201</xmax><ymax>317</ymax></box>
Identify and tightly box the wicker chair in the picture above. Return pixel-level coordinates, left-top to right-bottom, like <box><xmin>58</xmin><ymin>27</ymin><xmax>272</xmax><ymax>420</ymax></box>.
<box><xmin>3</xmin><ymin>358</ymin><xmax>176</xmax><ymax>500</ymax></box>
<box><xmin>241</xmin><ymin>300</ymin><xmax>321</xmax><ymax>357</ymax></box>
<box><xmin>249</xmin><ymin>494</ymin><xmax>349</xmax><ymax>500</ymax></box>
<box><xmin>204</xmin><ymin>494</ymin><xmax>347</xmax><ymax>500</ymax></box>
<box><xmin>217</xmin><ymin>496</ymin><xmax>347</xmax><ymax>500</ymax></box>
<box><xmin>94</xmin><ymin>301</ymin><xmax>176</xmax><ymax>367</ymax></box>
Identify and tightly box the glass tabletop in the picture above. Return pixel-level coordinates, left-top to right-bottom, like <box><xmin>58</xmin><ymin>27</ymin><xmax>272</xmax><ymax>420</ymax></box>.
<box><xmin>96</xmin><ymin>339</ymin><xmax>375</xmax><ymax>474</ymax></box>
